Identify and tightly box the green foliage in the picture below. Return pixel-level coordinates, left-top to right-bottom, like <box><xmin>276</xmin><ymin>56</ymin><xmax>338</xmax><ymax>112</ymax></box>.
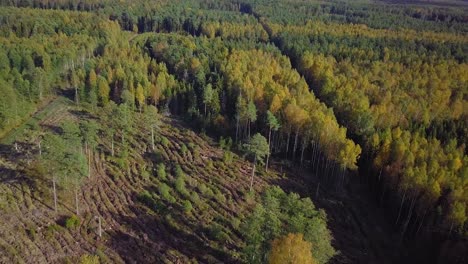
<box><xmin>223</xmin><ymin>150</ymin><xmax>234</xmax><ymax>164</ymax></box>
<box><xmin>214</xmin><ymin>189</ymin><xmax>227</xmax><ymax>204</ymax></box>
<box><xmin>190</xmin><ymin>191</ymin><xmax>201</xmax><ymax>206</ymax></box>
<box><xmin>243</xmin><ymin>133</ymin><xmax>270</xmax><ymax>164</ymax></box>
<box><xmin>209</xmin><ymin>223</ymin><xmax>230</xmax><ymax>242</ymax></box>
<box><xmin>181</xmin><ymin>143</ymin><xmax>188</xmax><ymax>156</ymax></box>
<box><xmin>219</xmin><ymin>136</ymin><xmax>233</xmax><ymax>150</ymax></box>
<box><xmin>174</xmin><ymin>165</ymin><xmax>185</xmax><ymax>178</ymax></box>
<box><xmin>161</xmin><ymin>137</ymin><xmax>170</xmax><ymax>147</ymax></box>
<box><xmin>0</xmin><ymin>0</ymin><xmax>465</xmax><ymax>251</ymax></box>
<box><xmin>137</xmin><ymin>190</ymin><xmax>153</xmax><ymax>206</ymax></box>
<box><xmin>79</xmin><ymin>254</ymin><xmax>100</xmax><ymax>264</ymax></box>
<box><xmin>156</xmin><ymin>163</ymin><xmax>167</xmax><ymax>180</ymax></box>
<box><xmin>65</xmin><ymin>215</ymin><xmax>80</xmax><ymax>230</ymax></box>
<box><xmin>266</xmin><ymin>111</ymin><xmax>280</xmax><ymax>131</ymax></box>
<box><xmin>175</xmin><ymin>174</ymin><xmax>189</xmax><ymax>197</ymax></box>
<box><xmin>26</xmin><ymin>227</ymin><xmax>37</xmax><ymax>241</ymax></box>
<box><xmin>242</xmin><ymin>186</ymin><xmax>335</xmax><ymax>264</ymax></box>
<box><xmin>183</xmin><ymin>200</ymin><xmax>193</xmax><ymax>214</ymax></box>
<box><xmin>159</xmin><ymin>183</ymin><xmax>175</xmax><ymax>203</ymax></box>
<box><xmin>198</xmin><ymin>183</ymin><xmax>214</xmax><ymax>198</ymax></box>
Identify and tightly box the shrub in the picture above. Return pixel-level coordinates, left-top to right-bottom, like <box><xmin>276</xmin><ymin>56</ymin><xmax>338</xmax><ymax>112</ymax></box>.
<box><xmin>193</xmin><ymin>148</ymin><xmax>200</xmax><ymax>160</ymax></box>
<box><xmin>232</xmin><ymin>218</ymin><xmax>241</xmax><ymax>230</ymax></box>
<box><xmin>95</xmin><ymin>248</ymin><xmax>110</xmax><ymax>263</ymax></box>
<box><xmin>198</xmin><ymin>183</ymin><xmax>209</xmax><ymax>196</ymax></box>
<box><xmin>79</xmin><ymin>254</ymin><xmax>99</xmax><ymax>264</ymax></box>
<box><xmin>223</xmin><ymin>151</ymin><xmax>234</xmax><ymax>164</ymax></box>
<box><xmin>65</xmin><ymin>215</ymin><xmax>80</xmax><ymax>229</ymax></box>
<box><xmin>215</xmin><ymin>190</ymin><xmax>226</xmax><ymax>204</ymax></box>
<box><xmin>188</xmin><ymin>142</ymin><xmax>196</xmax><ymax>150</ymax></box>
<box><xmin>190</xmin><ymin>192</ymin><xmax>200</xmax><ymax>205</ymax></box>
<box><xmin>47</xmin><ymin>224</ymin><xmax>61</xmax><ymax>232</ymax></box>
<box><xmin>26</xmin><ymin>227</ymin><xmax>36</xmax><ymax>241</ymax></box>
<box><xmin>183</xmin><ymin>200</ymin><xmax>193</xmax><ymax>213</ymax></box>
<box><xmin>175</xmin><ymin>176</ymin><xmax>189</xmax><ymax>197</ymax></box>
<box><xmin>207</xmin><ymin>160</ymin><xmax>214</xmax><ymax>169</ymax></box>
<box><xmin>219</xmin><ymin>136</ymin><xmax>233</xmax><ymax>150</ymax></box>
<box><xmin>174</xmin><ymin>164</ymin><xmax>185</xmax><ymax>178</ymax></box>
<box><xmin>210</xmin><ymin>224</ymin><xmax>229</xmax><ymax>242</ymax></box>
<box><xmin>45</xmin><ymin>224</ymin><xmax>61</xmax><ymax>240</ymax></box>
<box><xmin>157</xmin><ymin>163</ymin><xmax>166</xmax><ymax>180</ymax></box>
<box><xmin>159</xmin><ymin>183</ymin><xmax>175</xmax><ymax>203</ymax></box>
<box><xmin>181</xmin><ymin>144</ymin><xmax>188</xmax><ymax>156</ymax></box>
<box><xmin>138</xmin><ymin>190</ymin><xmax>153</xmax><ymax>206</ymax></box>
<box><xmin>141</xmin><ymin>169</ymin><xmax>150</xmax><ymax>180</ymax></box>
<box><xmin>161</xmin><ymin>137</ymin><xmax>170</xmax><ymax>147</ymax></box>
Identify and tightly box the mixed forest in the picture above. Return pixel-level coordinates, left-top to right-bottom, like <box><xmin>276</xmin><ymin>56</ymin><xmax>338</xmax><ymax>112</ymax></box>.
<box><xmin>0</xmin><ymin>0</ymin><xmax>466</xmax><ymax>263</ymax></box>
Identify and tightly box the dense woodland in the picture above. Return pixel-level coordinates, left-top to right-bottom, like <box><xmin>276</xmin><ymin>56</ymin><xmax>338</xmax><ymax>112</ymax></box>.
<box><xmin>0</xmin><ymin>0</ymin><xmax>466</xmax><ymax>263</ymax></box>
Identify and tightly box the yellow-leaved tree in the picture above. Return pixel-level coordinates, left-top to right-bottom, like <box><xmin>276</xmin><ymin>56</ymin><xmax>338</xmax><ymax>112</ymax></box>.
<box><xmin>268</xmin><ymin>233</ymin><xmax>316</xmax><ymax>264</ymax></box>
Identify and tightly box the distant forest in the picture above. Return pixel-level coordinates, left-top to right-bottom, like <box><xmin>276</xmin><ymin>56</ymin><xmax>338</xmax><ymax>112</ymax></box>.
<box><xmin>0</xmin><ymin>0</ymin><xmax>466</xmax><ymax>263</ymax></box>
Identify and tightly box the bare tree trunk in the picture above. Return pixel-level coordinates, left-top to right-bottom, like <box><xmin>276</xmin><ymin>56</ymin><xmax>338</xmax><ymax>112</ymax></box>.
<box><xmin>111</xmin><ymin>136</ymin><xmax>114</xmax><ymax>156</ymax></box>
<box><xmin>151</xmin><ymin>126</ymin><xmax>155</xmax><ymax>150</ymax></box>
<box><xmin>416</xmin><ymin>209</ymin><xmax>427</xmax><ymax>236</ymax></box>
<box><xmin>300</xmin><ymin>139</ymin><xmax>306</xmax><ymax>166</ymax></box>
<box><xmin>75</xmin><ymin>185</ymin><xmax>79</xmax><ymax>216</ymax></box>
<box><xmin>401</xmin><ymin>196</ymin><xmax>416</xmax><ymax>236</ymax></box>
<box><xmin>293</xmin><ymin>128</ymin><xmax>299</xmax><ymax>160</ymax></box>
<box><xmin>285</xmin><ymin>126</ymin><xmax>291</xmax><ymax>157</ymax></box>
<box><xmin>75</xmin><ymin>86</ymin><xmax>79</xmax><ymax>105</ymax></box>
<box><xmin>250</xmin><ymin>156</ymin><xmax>256</xmax><ymax>192</ymax></box>
<box><xmin>98</xmin><ymin>216</ymin><xmax>102</xmax><ymax>237</ymax></box>
<box><xmin>395</xmin><ymin>189</ymin><xmax>407</xmax><ymax>225</ymax></box>
<box><xmin>88</xmin><ymin>151</ymin><xmax>91</xmax><ymax>178</ymax></box>
<box><xmin>53</xmin><ymin>177</ymin><xmax>57</xmax><ymax>213</ymax></box>
<box><xmin>266</xmin><ymin>127</ymin><xmax>272</xmax><ymax>171</ymax></box>
<box><xmin>235</xmin><ymin>115</ymin><xmax>239</xmax><ymax>143</ymax></box>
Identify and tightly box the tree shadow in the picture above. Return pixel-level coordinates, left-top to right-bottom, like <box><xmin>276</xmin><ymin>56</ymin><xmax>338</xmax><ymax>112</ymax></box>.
<box><xmin>106</xmin><ymin>190</ymin><xmax>238</xmax><ymax>263</ymax></box>
<box><xmin>69</xmin><ymin>109</ymin><xmax>96</xmax><ymax>120</ymax></box>
<box><xmin>266</xmin><ymin>162</ymin><xmax>402</xmax><ymax>264</ymax></box>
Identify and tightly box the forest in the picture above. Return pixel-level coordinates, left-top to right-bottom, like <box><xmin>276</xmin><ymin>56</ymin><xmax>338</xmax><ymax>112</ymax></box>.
<box><xmin>0</xmin><ymin>0</ymin><xmax>466</xmax><ymax>263</ymax></box>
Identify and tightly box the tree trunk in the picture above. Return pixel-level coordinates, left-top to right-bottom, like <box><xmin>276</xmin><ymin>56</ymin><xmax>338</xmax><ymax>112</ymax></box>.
<box><xmin>395</xmin><ymin>189</ymin><xmax>407</xmax><ymax>225</ymax></box>
<box><xmin>235</xmin><ymin>115</ymin><xmax>239</xmax><ymax>143</ymax></box>
<box><xmin>401</xmin><ymin>196</ymin><xmax>416</xmax><ymax>236</ymax></box>
<box><xmin>250</xmin><ymin>156</ymin><xmax>256</xmax><ymax>192</ymax></box>
<box><xmin>111</xmin><ymin>136</ymin><xmax>114</xmax><ymax>156</ymax></box>
<box><xmin>38</xmin><ymin>141</ymin><xmax>42</xmax><ymax>156</ymax></box>
<box><xmin>416</xmin><ymin>209</ymin><xmax>427</xmax><ymax>236</ymax></box>
<box><xmin>75</xmin><ymin>185</ymin><xmax>79</xmax><ymax>216</ymax></box>
<box><xmin>75</xmin><ymin>86</ymin><xmax>79</xmax><ymax>105</ymax></box>
<box><xmin>293</xmin><ymin>128</ymin><xmax>299</xmax><ymax>160</ymax></box>
<box><xmin>98</xmin><ymin>216</ymin><xmax>102</xmax><ymax>237</ymax></box>
<box><xmin>266</xmin><ymin>127</ymin><xmax>272</xmax><ymax>171</ymax></box>
<box><xmin>53</xmin><ymin>177</ymin><xmax>57</xmax><ymax>213</ymax></box>
<box><xmin>315</xmin><ymin>182</ymin><xmax>320</xmax><ymax>198</ymax></box>
<box><xmin>286</xmin><ymin>126</ymin><xmax>291</xmax><ymax>157</ymax></box>
<box><xmin>151</xmin><ymin>126</ymin><xmax>155</xmax><ymax>150</ymax></box>
<box><xmin>300</xmin><ymin>139</ymin><xmax>306</xmax><ymax>166</ymax></box>
<box><xmin>88</xmin><ymin>151</ymin><xmax>91</xmax><ymax>178</ymax></box>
